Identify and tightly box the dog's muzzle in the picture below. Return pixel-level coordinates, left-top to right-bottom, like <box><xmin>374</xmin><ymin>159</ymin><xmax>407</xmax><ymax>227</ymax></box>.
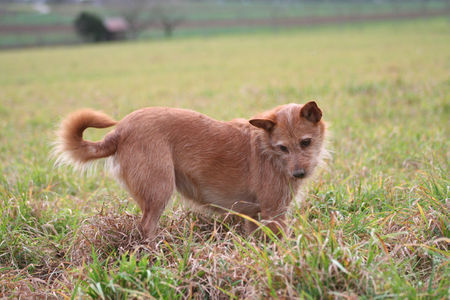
<box><xmin>293</xmin><ymin>169</ymin><xmax>306</xmax><ymax>179</ymax></box>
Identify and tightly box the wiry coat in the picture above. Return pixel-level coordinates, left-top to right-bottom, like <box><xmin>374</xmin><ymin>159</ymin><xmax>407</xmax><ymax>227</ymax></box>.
<box><xmin>54</xmin><ymin>102</ymin><xmax>327</xmax><ymax>238</ymax></box>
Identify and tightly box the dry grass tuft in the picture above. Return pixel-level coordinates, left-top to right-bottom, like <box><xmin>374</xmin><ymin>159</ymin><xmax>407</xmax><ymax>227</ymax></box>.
<box><xmin>69</xmin><ymin>207</ymin><xmax>245</xmax><ymax>260</ymax></box>
<box><xmin>69</xmin><ymin>211</ymin><xmax>145</xmax><ymax>265</ymax></box>
<box><xmin>0</xmin><ymin>267</ymin><xmax>71</xmax><ymax>299</ymax></box>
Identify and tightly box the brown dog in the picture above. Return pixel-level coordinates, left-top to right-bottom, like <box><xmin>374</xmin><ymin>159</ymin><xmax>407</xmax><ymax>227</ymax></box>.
<box><xmin>54</xmin><ymin>102</ymin><xmax>327</xmax><ymax>239</ymax></box>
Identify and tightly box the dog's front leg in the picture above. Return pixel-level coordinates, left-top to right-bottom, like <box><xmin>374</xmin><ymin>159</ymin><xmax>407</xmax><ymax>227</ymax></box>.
<box><xmin>261</xmin><ymin>209</ymin><xmax>287</xmax><ymax>238</ymax></box>
<box><xmin>253</xmin><ymin>194</ymin><xmax>289</xmax><ymax>238</ymax></box>
<box><xmin>245</xmin><ymin>209</ymin><xmax>287</xmax><ymax>238</ymax></box>
<box><xmin>244</xmin><ymin>217</ymin><xmax>259</xmax><ymax>234</ymax></box>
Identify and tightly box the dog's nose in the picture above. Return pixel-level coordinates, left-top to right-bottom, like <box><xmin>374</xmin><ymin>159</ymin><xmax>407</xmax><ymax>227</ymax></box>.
<box><xmin>293</xmin><ymin>169</ymin><xmax>306</xmax><ymax>178</ymax></box>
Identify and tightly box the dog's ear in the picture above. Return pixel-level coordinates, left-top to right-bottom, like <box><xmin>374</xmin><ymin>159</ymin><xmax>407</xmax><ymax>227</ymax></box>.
<box><xmin>249</xmin><ymin>118</ymin><xmax>276</xmax><ymax>132</ymax></box>
<box><xmin>300</xmin><ymin>101</ymin><xmax>322</xmax><ymax>123</ymax></box>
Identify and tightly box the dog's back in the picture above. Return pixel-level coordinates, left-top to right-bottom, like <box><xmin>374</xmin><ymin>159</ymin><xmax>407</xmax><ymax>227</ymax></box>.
<box><xmin>112</xmin><ymin>107</ymin><xmax>258</xmax><ymax>213</ymax></box>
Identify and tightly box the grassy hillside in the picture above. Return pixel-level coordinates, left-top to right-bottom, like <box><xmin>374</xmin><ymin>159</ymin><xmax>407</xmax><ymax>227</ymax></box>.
<box><xmin>0</xmin><ymin>18</ymin><xmax>448</xmax><ymax>298</ymax></box>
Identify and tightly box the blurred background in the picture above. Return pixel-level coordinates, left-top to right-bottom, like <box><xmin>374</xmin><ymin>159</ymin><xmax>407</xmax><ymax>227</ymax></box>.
<box><xmin>1</xmin><ymin>0</ymin><xmax>449</xmax><ymax>49</ymax></box>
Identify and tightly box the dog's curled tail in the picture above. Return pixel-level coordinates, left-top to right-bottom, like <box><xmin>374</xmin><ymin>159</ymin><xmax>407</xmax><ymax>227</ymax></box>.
<box><xmin>53</xmin><ymin>109</ymin><xmax>119</xmax><ymax>170</ymax></box>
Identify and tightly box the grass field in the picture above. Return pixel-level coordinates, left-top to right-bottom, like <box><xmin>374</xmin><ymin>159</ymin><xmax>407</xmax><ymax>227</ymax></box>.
<box><xmin>0</xmin><ymin>18</ymin><xmax>448</xmax><ymax>298</ymax></box>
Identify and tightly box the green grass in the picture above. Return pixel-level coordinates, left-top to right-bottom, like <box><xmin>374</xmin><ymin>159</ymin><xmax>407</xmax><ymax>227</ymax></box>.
<box><xmin>0</xmin><ymin>33</ymin><xmax>79</xmax><ymax>48</ymax></box>
<box><xmin>0</xmin><ymin>18</ymin><xmax>448</xmax><ymax>298</ymax></box>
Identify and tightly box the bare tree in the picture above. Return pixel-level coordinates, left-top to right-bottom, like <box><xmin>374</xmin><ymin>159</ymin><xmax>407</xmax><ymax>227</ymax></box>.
<box><xmin>149</xmin><ymin>1</ymin><xmax>184</xmax><ymax>37</ymax></box>
<box><xmin>104</xmin><ymin>0</ymin><xmax>183</xmax><ymax>39</ymax></box>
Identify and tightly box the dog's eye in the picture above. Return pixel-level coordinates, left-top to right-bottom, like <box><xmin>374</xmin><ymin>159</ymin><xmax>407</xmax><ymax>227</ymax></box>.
<box><xmin>300</xmin><ymin>138</ymin><xmax>311</xmax><ymax>148</ymax></box>
<box><xmin>279</xmin><ymin>145</ymin><xmax>289</xmax><ymax>153</ymax></box>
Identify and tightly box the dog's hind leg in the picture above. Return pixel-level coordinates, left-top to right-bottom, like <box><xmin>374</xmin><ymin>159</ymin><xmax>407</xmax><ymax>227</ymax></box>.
<box><xmin>139</xmin><ymin>187</ymin><xmax>172</xmax><ymax>239</ymax></box>
<box><xmin>118</xmin><ymin>145</ymin><xmax>175</xmax><ymax>240</ymax></box>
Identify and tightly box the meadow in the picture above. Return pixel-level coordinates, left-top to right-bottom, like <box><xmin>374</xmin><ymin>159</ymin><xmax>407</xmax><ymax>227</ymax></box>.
<box><xmin>0</xmin><ymin>18</ymin><xmax>448</xmax><ymax>298</ymax></box>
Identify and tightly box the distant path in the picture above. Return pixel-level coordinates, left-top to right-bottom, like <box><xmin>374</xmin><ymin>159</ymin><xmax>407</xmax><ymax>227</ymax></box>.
<box><xmin>1</xmin><ymin>9</ymin><xmax>449</xmax><ymax>34</ymax></box>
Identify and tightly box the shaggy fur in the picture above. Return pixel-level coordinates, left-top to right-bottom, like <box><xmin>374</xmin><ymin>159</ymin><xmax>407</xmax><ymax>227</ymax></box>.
<box><xmin>54</xmin><ymin>102</ymin><xmax>327</xmax><ymax>239</ymax></box>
